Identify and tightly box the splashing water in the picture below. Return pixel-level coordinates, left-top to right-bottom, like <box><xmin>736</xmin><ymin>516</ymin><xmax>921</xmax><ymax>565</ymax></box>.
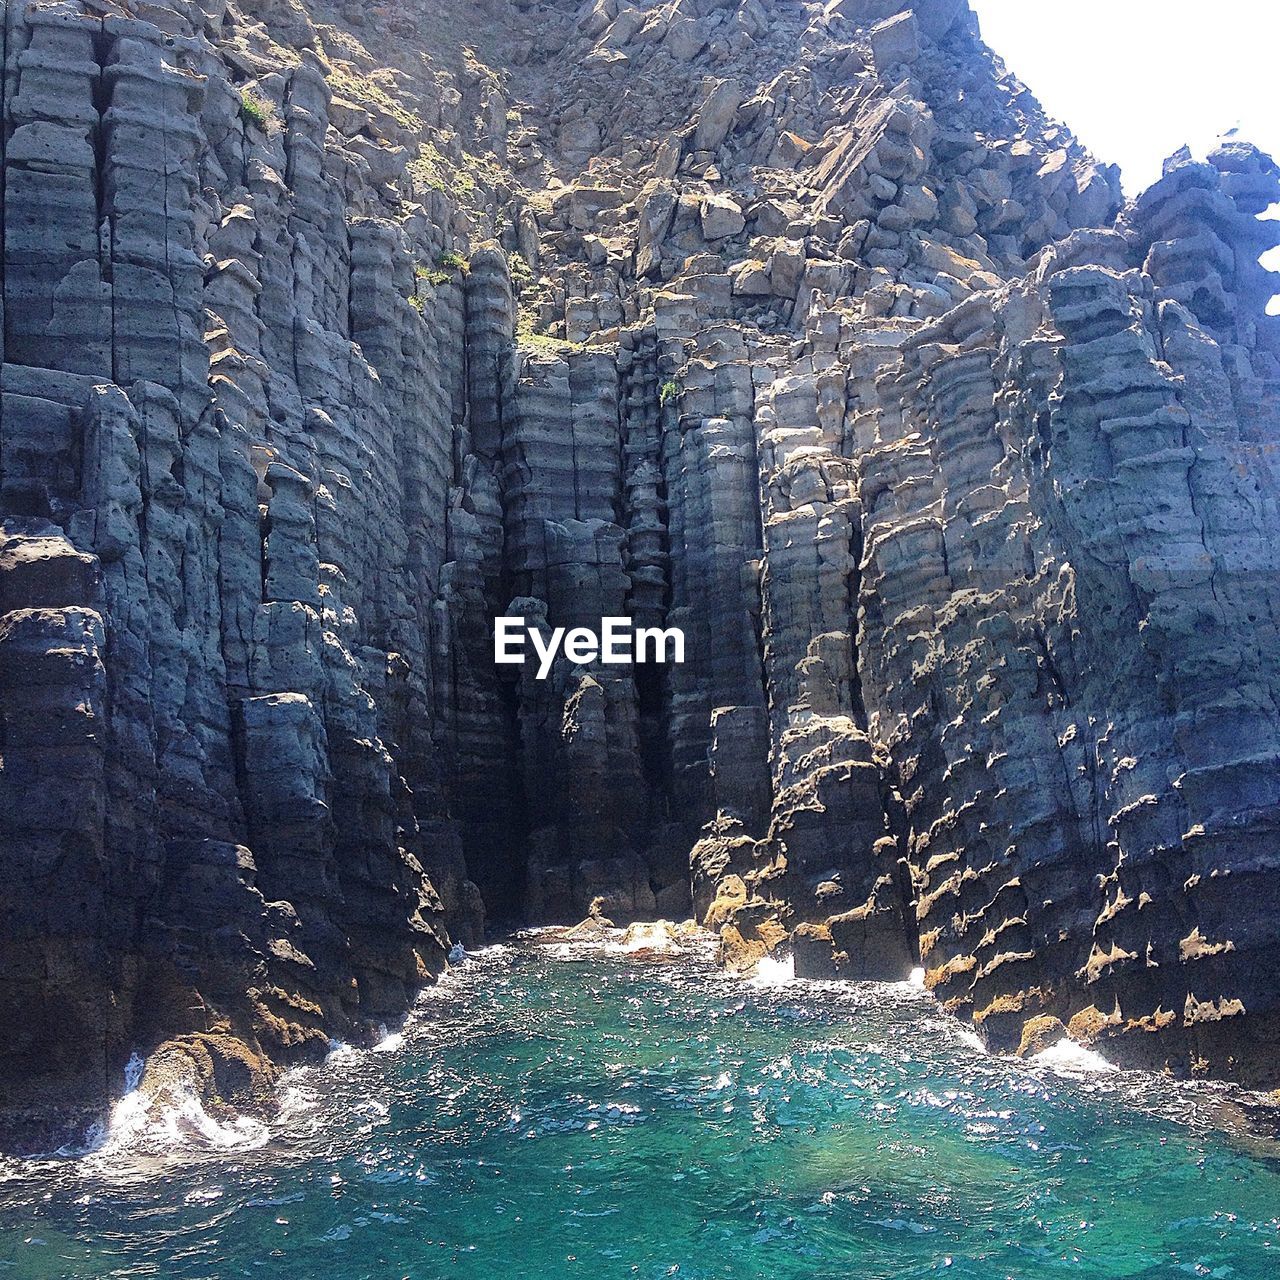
<box><xmin>372</xmin><ymin>1029</ymin><xmax>406</xmax><ymax>1054</ymax></box>
<box><xmin>1031</xmin><ymin>1038</ymin><xmax>1119</xmax><ymax>1076</ymax></box>
<box><xmin>616</xmin><ymin>921</ymin><xmax>679</xmax><ymax>954</ymax></box>
<box><xmin>751</xmin><ymin>951</ymin><xmax>796</xmax><ymax>987</ymax></box>
<box><xmin>1</xmin><ymin>942</ymin><xmax>1277</xmax><ymax>1279</ymax></box>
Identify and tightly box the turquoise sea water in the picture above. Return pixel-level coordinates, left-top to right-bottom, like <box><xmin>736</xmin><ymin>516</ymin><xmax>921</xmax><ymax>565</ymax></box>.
<box><xmin>1</xmin><ymin>938</ymin><xmax>1278</xmax><ymax>1280</ymax></box>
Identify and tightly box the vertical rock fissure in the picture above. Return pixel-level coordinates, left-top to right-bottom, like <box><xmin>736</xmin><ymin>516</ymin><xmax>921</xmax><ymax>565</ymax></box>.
<box><xmin>0</xmin><ymin>2</ymin><xmax>9</xmax><ymax>378</ymax></box>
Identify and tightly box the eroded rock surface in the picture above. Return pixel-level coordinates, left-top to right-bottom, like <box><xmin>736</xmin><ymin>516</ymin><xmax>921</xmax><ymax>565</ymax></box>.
<box><xmin>2</xmin><ymin>0</ymin><xmax>1278</xmax><ymax>1145</ymax></box>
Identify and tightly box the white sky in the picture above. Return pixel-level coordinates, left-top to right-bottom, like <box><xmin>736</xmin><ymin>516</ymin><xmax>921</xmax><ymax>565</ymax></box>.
<box><xmin>969</xmin><ymin>0</ymin><xmax>1280</xmax><ymax>194</ymax></box>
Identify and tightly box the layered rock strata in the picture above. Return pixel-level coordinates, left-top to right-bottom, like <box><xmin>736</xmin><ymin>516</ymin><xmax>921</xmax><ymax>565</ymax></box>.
<box><xmin>2</xmin><ymin>0</ymin><xmax>1278</xmax><ymax>1144</ymax></box>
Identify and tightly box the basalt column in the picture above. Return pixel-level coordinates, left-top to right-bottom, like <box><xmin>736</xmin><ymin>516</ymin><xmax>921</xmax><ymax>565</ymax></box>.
<box><xmin>443</xmin><ymin>246</ymin><xmax>519</xmax><ymax>919</ymax></box>
<box><xmin>501</xmin><ymin>344</ymin><xmax>660</xmax><ymax>922</ymax></box>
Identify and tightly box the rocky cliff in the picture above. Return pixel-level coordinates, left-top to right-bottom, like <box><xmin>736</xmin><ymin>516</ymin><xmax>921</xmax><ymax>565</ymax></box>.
<box><xmin>2</xmin><ymin>0</ymin><xmax>1278</xmax><ymax>1148</ymax></box>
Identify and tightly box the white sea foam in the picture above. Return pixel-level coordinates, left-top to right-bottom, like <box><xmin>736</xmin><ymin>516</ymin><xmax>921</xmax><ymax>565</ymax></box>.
<box><xmin>468</xmin><ymin>942</ymin><xmax>515</xmax><ymax>958</ymax></box>
<box><xmin>1032</xmin><ymin>1038</ymin><xmax>1117</xmax><ymax>1075</ymax></box>
<box><xmin>66</xmin><ymin>1051</ymin><xmax>274</xmax><ymax>1164</ymax></box>
<box><xmin>751</xmin><ymin>953</ymin><xmax>796</xmax><ymax>987</ymax></box>
<box><xmin>542</xmin><ymin>942</ymin><xmax>591</xmax><ymax>960</ymax></box>
<box><xmin>372</xmin><ymin>1028</ymin><xmax>405</xmax><ymax>1054</ymax></box>
<box><xmin>97</xmin><ymin>1053</ymin><xmax>150</xmax><ymax>1152</ymax></box>
<box><xmin>613</xmin><ymin>921</ymin><xmax>678</xmax><ymax>954</ymax></box>
<box><xmin>525</xmin><ymin>921</ymin><xmax>716</xmax><ymax>962</ymax></box>
<box><xmin>47</xmin><ymin>1056</ymin><xmax>148</xmax><ymax>1158</ymax></box>
<box><xmin>908</xmin><ymin>967</ymin><xmax>926</xmax><ymax>990</ymax></box>
<box><xmin>144</xmin><ymin>1098</ymin><xmax>270</xmax><ymax>1151</ymax></box>
<box><xmin>276</xmin><ymin>1079</ymin><xmax>318</xmax><ymax>1121</ymax></box>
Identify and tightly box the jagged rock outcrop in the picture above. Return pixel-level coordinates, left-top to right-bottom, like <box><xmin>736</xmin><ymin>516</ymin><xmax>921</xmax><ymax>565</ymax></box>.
<box><xmin>1</xmin><ymin>0</ymin><xmax>489</xmax><ymax>1147</ymax></box>
<box><xmin>2</xmin><ymin>0</ymin><xmax>1278</xmax><ymax>1146</ymax></box>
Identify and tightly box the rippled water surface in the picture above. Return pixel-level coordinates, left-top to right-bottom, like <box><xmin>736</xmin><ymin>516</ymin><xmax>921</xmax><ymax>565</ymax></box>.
<box><xmin>2</xmin><ymin>940</ymin><xmax>1279</xmax><ymax>1279</ymax></box>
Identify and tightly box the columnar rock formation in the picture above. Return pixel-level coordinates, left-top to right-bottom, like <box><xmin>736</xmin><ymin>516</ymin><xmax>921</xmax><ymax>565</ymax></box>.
<box><xmin>1</xmin><ymin>0</ymin><xmax>1278</xmax><ymax>1146</ymax></box>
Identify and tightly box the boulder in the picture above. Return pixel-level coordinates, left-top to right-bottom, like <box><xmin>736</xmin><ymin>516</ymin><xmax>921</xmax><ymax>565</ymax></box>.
<box><xmin>693</xmin><ymin>78</ymin><xmax>743</xmax><ymax>152</ymax></box>
<box><xmin>869</xmin><ymin>11</ymin><xmax>921</xmax><ymax>66</ymax></box>
<box><xmin>701</xmin><ymin>193</ymin><xmax>746</xmax><ymax>239</ymax></box>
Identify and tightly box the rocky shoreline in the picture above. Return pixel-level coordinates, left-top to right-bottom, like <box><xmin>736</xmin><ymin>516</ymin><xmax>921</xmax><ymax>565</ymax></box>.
<box><xmin>28</xmin><ymin>921</ymin><xmax>1280</xmax><ymax>1167</ymax></box>
<box><xmin>2</xmin><ymin>0</ymin><xmax>1279</xmax><ymax>1150</ymax></box>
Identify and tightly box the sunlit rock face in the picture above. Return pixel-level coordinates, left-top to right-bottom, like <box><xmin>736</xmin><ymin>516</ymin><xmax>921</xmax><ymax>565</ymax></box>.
<box><xmin>1</xmin><ymin>0</ymin><xmax>1278</xmax><ymax>1144</ymax></box>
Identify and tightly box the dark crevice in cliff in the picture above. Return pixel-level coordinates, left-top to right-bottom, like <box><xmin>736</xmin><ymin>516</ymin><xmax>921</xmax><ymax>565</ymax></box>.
<box><xmin>0</xmin><ymin>8</ymin><xmax>9</xmax><ymax>375</ymax></box>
